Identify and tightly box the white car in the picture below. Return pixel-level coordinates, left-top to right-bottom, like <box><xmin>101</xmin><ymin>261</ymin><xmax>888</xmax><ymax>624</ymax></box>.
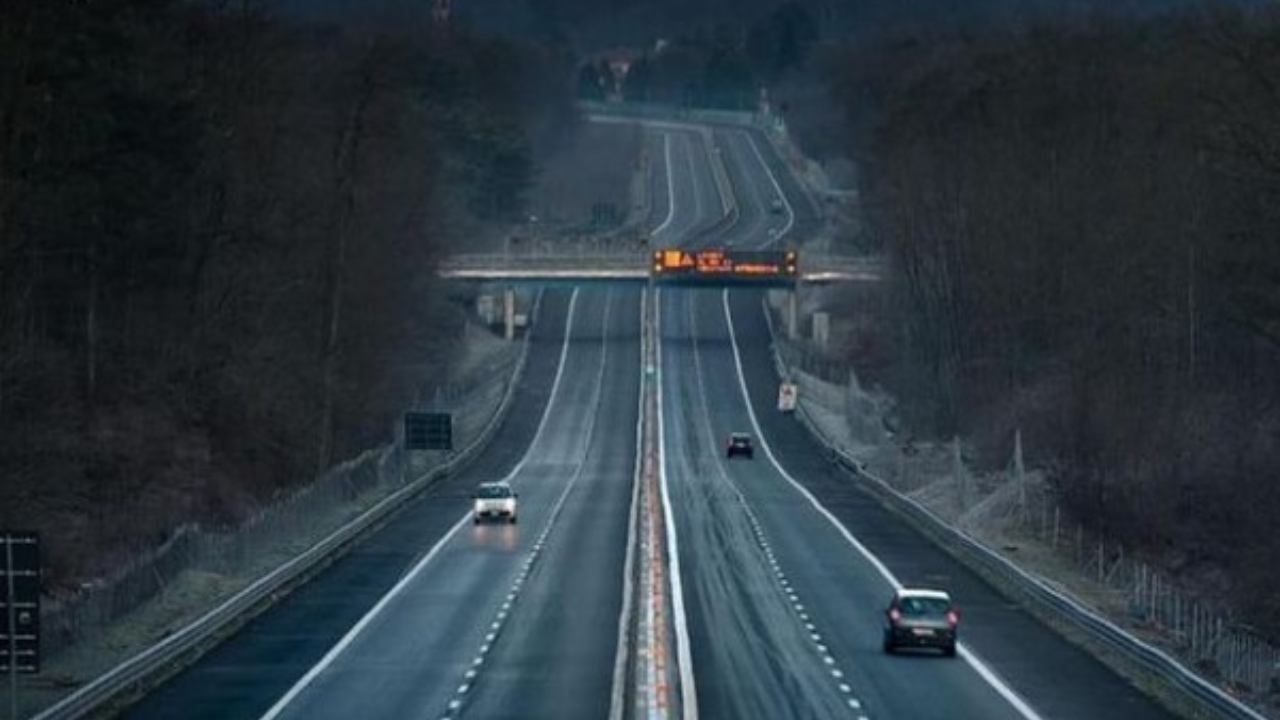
<box><xmin>473</xmin><ymin>481</ymin><xmax>518</xmax><ymax>524</ymax></box>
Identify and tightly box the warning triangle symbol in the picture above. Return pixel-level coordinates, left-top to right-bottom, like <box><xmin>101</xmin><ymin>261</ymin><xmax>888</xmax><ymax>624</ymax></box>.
<box><xmin>679</xmin><ymin>252</ymin><xmax>695</xmax><ymax>267</ymax></box>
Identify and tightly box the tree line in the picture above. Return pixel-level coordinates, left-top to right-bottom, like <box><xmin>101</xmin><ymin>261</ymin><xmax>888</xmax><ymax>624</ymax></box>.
<box><xmin>0</xmin><ymin>0</ymin><xmax>572</xmax><ymax>588</ymax></box>
<box><xmin>825</xmin><ymin>8</ymin><xmax>1280</xmax><ymax>637</ymax></box>
<box><xmin>577</xmin><ymin>1</ymin><xmax>817</xmax><ymax>109</ymax></box>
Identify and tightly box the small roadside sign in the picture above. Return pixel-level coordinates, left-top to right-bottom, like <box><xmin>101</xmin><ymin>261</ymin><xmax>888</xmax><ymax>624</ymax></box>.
<box><xmin>777</xmin><ymin>382</ymin><xmax>798</xmax><ymax>413</ymax></box>
<box><xmin>405</xmin><ymin>412</ymin><xmax>453</xmax><ymax>451</ymax></box>
<box><xmin>1</xmin><ymin>531</ymin><xmax>39</xmax><ymax>676</ymax></box>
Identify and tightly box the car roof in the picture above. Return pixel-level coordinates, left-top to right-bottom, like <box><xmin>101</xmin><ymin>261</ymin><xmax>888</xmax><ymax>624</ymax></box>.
<box><xmin>895</xmin><ymin>588</ymin><xmax>951</xmax><ymax>601</ymax></box>
<box><xmin>730</xmin><ymin>432</ymin><xmax>751</xmax><ymax>439</ymax></box>
<box><xmin>477</xmin><ymin>481</ymin><xmax>512</xmax><ymax>489</ymax></box>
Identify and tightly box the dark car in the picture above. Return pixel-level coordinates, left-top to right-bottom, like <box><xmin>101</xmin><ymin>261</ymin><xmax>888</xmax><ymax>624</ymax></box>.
<box><xmin>883</xmin><ymin>589</ymin><xmax>959</xmax><ymax>656</ymax></box>
<box><xmin>726</xmin><ymin>433</ymin><xmax>754</xmax><ymax>459</ymax></box>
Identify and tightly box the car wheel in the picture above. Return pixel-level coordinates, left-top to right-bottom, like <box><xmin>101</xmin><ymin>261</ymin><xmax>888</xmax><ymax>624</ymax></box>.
<box><xmin>473</xmin><ymin>517</ymin><xmax>481</xmax><ymax>525</ymax></box>
<box><xmin>882</xmin><ymin>634</ymin><xmax>895</xmax><ymax>654</ymax></box>
<box><xmin>510</xmin><ymin>516</ymin><xmax>518</xmax><ymax>524</ymax></box>
<box><xmin>942</xmin><ymin>642</ymin><xmax>956</xmax><ymax>657</ymax></box>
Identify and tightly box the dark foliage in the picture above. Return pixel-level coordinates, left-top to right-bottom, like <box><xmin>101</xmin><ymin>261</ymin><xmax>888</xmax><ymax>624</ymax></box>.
<box><xmin>826</xmin><ymin>9</ymin><xmax>1280</xmax><ymax>636</ymax></box>
<box><xmin>0</xmin><ymin>0</ymin><xmax>569</xmax><ymax>589</ymax></box>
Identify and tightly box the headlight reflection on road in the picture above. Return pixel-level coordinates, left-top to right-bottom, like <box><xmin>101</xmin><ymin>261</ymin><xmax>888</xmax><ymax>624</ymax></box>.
<box><xmin>470</xmin><ymin>523</ymin><xmax>519</xmax><ymax>552</ymax></box>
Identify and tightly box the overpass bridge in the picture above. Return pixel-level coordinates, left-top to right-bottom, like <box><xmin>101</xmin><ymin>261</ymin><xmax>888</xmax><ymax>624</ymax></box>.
<box><xmin>438</xmin><ymin>247</ymin><xmax>883</xmax><ymax>338</ymax></box>
<box><xmin>438</xmin><ymin>249</ymin><xmax>882</xmax><ymax>285</ymax></box>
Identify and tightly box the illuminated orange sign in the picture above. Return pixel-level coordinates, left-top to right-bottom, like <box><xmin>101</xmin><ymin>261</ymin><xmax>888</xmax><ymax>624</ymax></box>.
<box><xmin>652</xmin><ymin>248</ymin><xmax>797</xmax><ymax>282</ymax></box>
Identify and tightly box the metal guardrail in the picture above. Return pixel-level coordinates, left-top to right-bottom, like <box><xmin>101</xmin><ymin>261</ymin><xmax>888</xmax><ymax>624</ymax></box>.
<box><xmin>440</xmin><ymin>252</ymin><xmax>650</xmax><ymax>273</ymax></box>
<box><xmin>32</xmin><ymin>298</ymin><xmax>541</xmax><ymax>720</ymax></box>
<box><xmin>579</xmin><ymin>101</ymin><xmax>757</xmax><ymax>128</ymax></box>
<box><xmin>760</xmin><ymin>301</ymin><xmax>1268</xmax><ymax>720</ymax></box>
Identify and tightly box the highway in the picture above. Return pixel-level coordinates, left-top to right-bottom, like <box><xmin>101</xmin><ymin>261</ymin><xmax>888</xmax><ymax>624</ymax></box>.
<box><xmin>654</xmin><ymin>121</ymin><xmax>1177</xmax><ymax>719</ymax></box>
<box><xmin>125</xmin><ymin>286</ymin><xmax>642</xmax><ymax>720</ymax></box>
<box><xmin>118</xmin><ymin>117</ymin><xmax>1183</xmax><ymax>720</ymax></box>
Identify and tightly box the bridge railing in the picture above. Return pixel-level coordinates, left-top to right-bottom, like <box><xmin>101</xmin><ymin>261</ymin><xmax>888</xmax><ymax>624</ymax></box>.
<box><xmin>438</xmin><ymin>251</ymin><xmax>884</xmax><ymax>283</ymax></box>
<box><xmin>439</xmin><ymin>250</ymin><xmax>652</xmax><ymax>272</ymax></box>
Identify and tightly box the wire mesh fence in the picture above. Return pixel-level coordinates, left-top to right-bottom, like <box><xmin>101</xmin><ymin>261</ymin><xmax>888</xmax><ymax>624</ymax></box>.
<box><xmin>769</xmin><ymin>310</ymin><xmax>1280</xmax><ymax>710</ymax></box>
<box><xmin>37</xmin><ymin>339</ymin><xmax>522</xmax><ymax>666</ymax></box>
<box><xmin>1012</xmin><ymin>482</ymin><xmax>1280</xmax><ymax>699</ymax></box>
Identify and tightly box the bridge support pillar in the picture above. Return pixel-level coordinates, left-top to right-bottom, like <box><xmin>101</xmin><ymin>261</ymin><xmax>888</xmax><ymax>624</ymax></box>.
<box><xmin>504</xmin><ymin>287</ymin><xmax>515</xmax><ymax>341</ymax></box>
<box><xmin>786</xmin><ymin>288</ymin><xmax>799</xmax><ymax>340</ymax></box>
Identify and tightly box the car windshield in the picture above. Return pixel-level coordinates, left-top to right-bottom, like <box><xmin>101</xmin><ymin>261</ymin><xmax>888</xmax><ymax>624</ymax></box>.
<box><xmin>899</xmin><ymin>597</ymin><xmax>951</xmax><ymax>617</ymax></box>
<box><xmin>476</xmin><ymin>485</ymin><xmax>512</xmax><ymax>499</ymax></box>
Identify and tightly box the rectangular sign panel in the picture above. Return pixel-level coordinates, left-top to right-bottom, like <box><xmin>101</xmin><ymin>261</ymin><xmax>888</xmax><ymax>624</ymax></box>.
<box><xmin>1</xmin><ymin>531</ymin><xmax>39</xmax><ymax>674</ymax></box>
<box><xmin>777</xmin><ymin>382</ymin><xmax>798</xmax><ymax>413</ymax></box>
<box><xmin>652</xmin><ymin>248</ymin><xmax>797</xmax><ymax>285</ymax></box>
<box><xmin>405</xmin><ymin>412</ymin><xmax>452</xmax><ymax>451</ymax></box>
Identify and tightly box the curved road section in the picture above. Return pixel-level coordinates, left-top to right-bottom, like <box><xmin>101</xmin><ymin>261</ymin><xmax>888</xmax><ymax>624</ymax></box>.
<box><xmin>125</xmin><ymin>287</ymin><xmax>642</xmax><ymax>720</ymax></box>
<box><xmin>653</xmin><ymin>116</ymin><xmax>1180</xmax><ymax>718</ymax></box>
<box><xmin>120</xmin><ymin>113</ymin><xmax>1189</xmax><ymax>720</ymax></box>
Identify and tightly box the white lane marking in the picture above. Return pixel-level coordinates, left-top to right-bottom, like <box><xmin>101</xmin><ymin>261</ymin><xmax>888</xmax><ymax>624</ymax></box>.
<box><xmin>684</xmin><ymin>292</ymin><xmax>862</xmax><ymax>715</ymax></box>
<box><xmin>651</xmin><ymin>134</ymin><xmax>677</xmax><ymax>239</ymax></box>
<box><xmin>681</xmin><ymin>132</ymin><xmax>707</xmax><ymax>234</ymax></box>
<box><xmin>720</xmin><ymin>289</ymin><xmax>1045</xmax><ymax>720</ymax></box>
<box><xmin>258</xmin><ymin>290</ymin><xmax>581</xmax><ymax>720</ymax></box>
<box><xmin>443</xmin><ymin>290</ymin><xmax>617</xmax><ymax>718</ymax></box>
<box><xmin>609</xmin><ymin>287</ymin><xmax>648</xmax><ymax>720</ymax></box>
<box><xmin>655</xmin><ymin>288</ymin><xmax>700</xmax><ymax>720</ymax></box>
<box><xmin>740</xmin><ymin>132</ymin><xmax>795</xmax><ymax>245</ymax></box>
<box><xmin>705</xmin><ymin>131</ymin><xmax>733</xmax><ymax>217</ymax></box>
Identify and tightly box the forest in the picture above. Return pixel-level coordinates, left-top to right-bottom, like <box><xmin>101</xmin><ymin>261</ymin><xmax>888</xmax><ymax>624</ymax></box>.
<box><xmin>820</xmin><ymin>8</ymin><xmax>1280</xmax><ymax>637</ymax></box>
<box><xmin>0</xmin><ymin>1</ymin><xmax>572</xmax><ymax>589</ymax></box>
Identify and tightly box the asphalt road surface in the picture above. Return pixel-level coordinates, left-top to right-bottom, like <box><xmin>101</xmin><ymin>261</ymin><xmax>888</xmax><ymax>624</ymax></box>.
<box><xmin>121</xmin><ymin>115</ymin><xmax>1182</xmax><ymax>720</ymax></box>
<box><xmin>126</xmin><ymin>287</ymin><xmax>640</xmax><ymax>720</ymax></box>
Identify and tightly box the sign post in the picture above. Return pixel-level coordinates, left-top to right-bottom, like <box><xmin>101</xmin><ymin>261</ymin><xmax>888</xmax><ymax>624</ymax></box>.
<box><xmin>1</xmin><ymin>531</ymin><xmax>39</xmax><ymax>720</ymax></box>
<box><xmin>5</xmin><ymin>535</ymin><xmax>11</xmax><ymax>720</ymax></box>
<box><xmin>403</xmin><ymin>412</ymin><xmax>453</xmax><ymax>484</ymax></box>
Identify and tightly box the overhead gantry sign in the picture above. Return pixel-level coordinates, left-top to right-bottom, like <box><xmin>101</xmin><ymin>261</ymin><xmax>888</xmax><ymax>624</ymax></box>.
<box><xmin>439</xmin><ymin>247</ymin><xmax>880</xmax><ymax>340</ymax></box>
<box><xmin>438</xmin><ymin>247</ymin><xmax>840</xmax><ymax>286</ymax></box>
<box><xmin>650</xmin><ymin>248</ymin><xmax>797</xmax><ymax>285</ymax></box>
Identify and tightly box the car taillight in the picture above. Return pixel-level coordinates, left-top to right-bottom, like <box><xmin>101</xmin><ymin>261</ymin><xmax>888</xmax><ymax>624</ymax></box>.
<box><xmin>946</xmin><ymin>610</ymin><xmax>959</xmax><ymax>627</ymax></box>
<box><xmin>888</xmin><ymin>608</ymin><xmax>902</xmax><ymax>624</ymax></box>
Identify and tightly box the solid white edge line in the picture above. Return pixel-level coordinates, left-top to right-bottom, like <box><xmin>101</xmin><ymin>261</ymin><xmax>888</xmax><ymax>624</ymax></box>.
<box><xmin>655</xmin><ymin>288</ymin><xmax>699</xmax><ymax>720</ymax></box>
<box><xmin>454</xmin><ymin>289</ymin><xmax>614</xmax><ymax>717</ymax></box>
<box><xmin>699</xmin><ymin>129</ymin><xmax>731</xmax><ymax>217</ymax></box>
<box><xmin>651</xmin><ymin>134</ymin><xmax>677</xmax><ymax>239</ymax></box>
<box><xmin>719</xmin><ymin>289</ymin><xmax>1045</xmax><ymax>720</ymax></box>
<box><xmin>740</xmin><ymin>132</ymin><xmax>795</xmax><ymax>245</ymax></box>
<box><xmin>258</xmin><ymin>289</ymin><xmax>581</xmax><ymax>720</ymax></box>
<box><xmin>609</xmin><ymin>287</ymin><xmax>647</xmax><ymax>720</ymax></box>
<box><xmin>686</xmin><ymin>292</ymin><xmax>860</xmax><ymax>710</ymax></box>
<box><xmin>681</xmin><ymin>132</ymin><xmax>706</xmax><ymax>230</ymax></box>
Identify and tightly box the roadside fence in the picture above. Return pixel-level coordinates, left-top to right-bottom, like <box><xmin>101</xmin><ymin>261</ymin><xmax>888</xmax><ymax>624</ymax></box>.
<box><xmin>38</xmin><ymin>336</ymin><xmax>522</xmax><ymax>666</ymax></box>
<box><xmin>767</xmin><ymin>301</ymin><xmax>1280</xmax><ymax>712</ymax></box>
